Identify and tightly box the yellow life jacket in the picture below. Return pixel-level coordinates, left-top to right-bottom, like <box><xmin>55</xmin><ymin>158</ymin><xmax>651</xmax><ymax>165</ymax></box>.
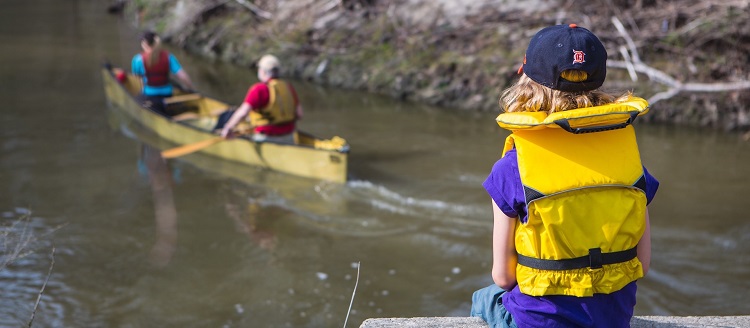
<box><xmin>496</xmin><ymin>97</ymin><xmax>650</xmax><ymax>297</ymax></box>
<box><xmin>249</xmin><ymin>79</ymin><xmax>297</xmax><ymax>127</ymax></box>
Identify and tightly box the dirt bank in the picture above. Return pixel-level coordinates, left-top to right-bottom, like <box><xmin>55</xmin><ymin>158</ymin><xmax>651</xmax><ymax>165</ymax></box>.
<box><xmin>121</xmin><ymin>0</ymin><xmax>750</xmax><ymax>131</ymax></box>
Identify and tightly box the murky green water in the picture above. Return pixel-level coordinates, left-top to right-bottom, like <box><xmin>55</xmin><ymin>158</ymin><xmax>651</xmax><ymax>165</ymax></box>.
<box><xmin>1</xmin><ymin>1</ymin><xmax>749</xmax><ymax>327</ymax></box>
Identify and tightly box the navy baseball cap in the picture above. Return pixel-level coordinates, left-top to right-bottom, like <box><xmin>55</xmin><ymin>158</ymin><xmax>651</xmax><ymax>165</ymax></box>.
<box><xmin>519</xmin><ymin>24</ymin><xmax>607</xmax><ymax>92</ymax></box>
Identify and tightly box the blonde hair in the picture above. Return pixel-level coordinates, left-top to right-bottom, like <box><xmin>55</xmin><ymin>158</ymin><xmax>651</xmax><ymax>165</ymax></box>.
<box><xmin>500</xmin><ymin>70</ymin><xmax>631</xmax><ymax>113</ymax></box>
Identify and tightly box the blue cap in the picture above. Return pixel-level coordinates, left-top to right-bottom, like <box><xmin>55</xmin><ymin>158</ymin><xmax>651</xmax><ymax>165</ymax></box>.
<box><xmin>521</xmin><ymin>24</ymin><xmax>607</xmax><ymax>92</ymax></box>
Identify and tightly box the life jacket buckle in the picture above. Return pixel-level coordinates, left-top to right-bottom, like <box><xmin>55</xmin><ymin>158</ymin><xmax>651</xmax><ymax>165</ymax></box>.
<box><xmin>589</xmin><ymin>248</ymin><xmax>603</xmax><ymax>269</ymax></box>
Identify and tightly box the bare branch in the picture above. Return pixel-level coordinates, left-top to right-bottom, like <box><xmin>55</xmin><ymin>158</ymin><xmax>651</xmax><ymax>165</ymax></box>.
<box><xmin>609</xmin><ymin>15</ymin><xmax>750</xmax><ymax>105</ymax></box>
<box><xmin>234</xmin><ymin>0</ymin><xmax>272</xmax><ymax>19</ymax></box>
<box><xmin>618</xmin><ymin>45</ymin><xmax>637</xmax><ymax>82</ymax></box>
<box><xmin>608</xmin><ymin>60</ymin><xmax>679</xmax><ymax>86</ymax></box>
<box><xmin>28</xmin><ymin>247</ymin><xmax>55</xmax><ymax>328</ymax></box>
<box><xmin>1</xmin><ymin>214</ymin><xmax>35</xmax><ymax>271</ymax></box>
<box><xmin>610</xmin><ymin>59</ymin><xmax>750</xmax><ymax>103</ymax></box>
<box><xmin>648</xmin><ymin>88</ymin><xmax>681</xmax><ymax>105</ymax></box>
<box><xmin>681</xmin><ymin>81</ymin><xmax>750</xmax><ymax>92</ymax></box>
<box><xmin>320</xmin><ymin>0</ymin><xmax>342</xmax><ymax>13</ymax></box>
<box><xmin>611</xmin><ymin>16</ymin><xmax>640</xmax><ymax>63</ymax></box>
<box><xmin>343</xmin><ymin>262</ymin><xmax>361</xmax><ymax>328</ymax></box>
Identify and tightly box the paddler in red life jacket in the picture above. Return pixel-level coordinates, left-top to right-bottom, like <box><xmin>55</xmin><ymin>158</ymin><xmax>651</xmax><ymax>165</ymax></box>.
<box><xmin>131</xmin><ymin>31</ymin><xmax>195</xmax><ymax>115</ymax></box>
<box><xmin>218</xmin><ymin>54</ymin><xmax>303</xmax><ymax>145</ymax></box>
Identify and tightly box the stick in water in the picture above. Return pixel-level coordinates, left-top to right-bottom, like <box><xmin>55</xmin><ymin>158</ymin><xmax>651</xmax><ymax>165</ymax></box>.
<box><xmin>343</xmin><ymin>261</ymin><xmax>361</xmax><ymax>328</ymax></box>
<box><xmin>28</xmin><ymin>247</ymin><xmax>55</xmax><ymax>328</ymax></box>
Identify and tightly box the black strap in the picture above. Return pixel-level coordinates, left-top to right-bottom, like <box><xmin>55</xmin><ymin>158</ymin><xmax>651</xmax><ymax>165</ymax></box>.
<box><xmin>517</xmin><ymin>247</ymin><xmax>637</xmax><ymax>270</ymax></box>
<box><xmin>633</xmin><ymin>175</ymin><xmax>647</xmax><ymax>193</ymax></box>
<box><xmin>554</xmin><ymin>111</ymin><xmax>639</xmax><ymax>134</ymax></box>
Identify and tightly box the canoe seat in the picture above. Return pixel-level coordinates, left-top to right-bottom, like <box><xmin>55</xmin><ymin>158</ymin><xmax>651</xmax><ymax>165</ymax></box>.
<box><xmin>164</xmin><ymin>94</ymin><xmax>203</xmax><ymax>116</ymax></box>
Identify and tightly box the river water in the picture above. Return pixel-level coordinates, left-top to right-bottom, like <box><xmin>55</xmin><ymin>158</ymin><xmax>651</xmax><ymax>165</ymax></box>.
<box><xmin>1</xmin><ymin>1</ymin><xmax>749</xmax><ymax>327</ymax></box>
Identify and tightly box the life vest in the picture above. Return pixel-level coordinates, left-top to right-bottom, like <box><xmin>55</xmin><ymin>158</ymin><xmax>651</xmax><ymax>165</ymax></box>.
<box><xmin>142</xmin><ymin>50</ymin><xmax>170</xmax><ymax>87</ymax></box>
<box><xmin>496</xmin><ymin>97</ymin><xmax>650</xmax><ymax>297</ymax></box>
<box><xmin>249</xmin><ymin>79</ymin><xmax>297</xmax><ymax>127</ymax></box>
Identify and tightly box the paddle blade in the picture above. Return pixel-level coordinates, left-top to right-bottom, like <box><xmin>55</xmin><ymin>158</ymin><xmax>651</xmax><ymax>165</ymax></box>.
<box><xmin>161</xmin><ymin>137</ymin><xmax>225</xmax><ymax>159</ymax></box>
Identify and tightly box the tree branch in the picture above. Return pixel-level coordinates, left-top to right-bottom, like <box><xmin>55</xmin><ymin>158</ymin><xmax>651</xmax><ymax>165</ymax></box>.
<box><xmin>28</xmin><ymin>247</ymin><xmax>55</xmax><ymax>328</ymax></box>
<box><xmin>234</xmin><ymin>0</ymin><xmax>272</xmax><ymax>19</ymax></box>
<box><xmin>609</xmin><ymin>16</ymin><xmax>750</xmax><ymax>105</ymax></box>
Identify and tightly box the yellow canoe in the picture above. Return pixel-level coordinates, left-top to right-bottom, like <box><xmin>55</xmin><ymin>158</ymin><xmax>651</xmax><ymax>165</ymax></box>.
<box><xmin>101</xmin><ymin>65</ymin><xmax>349</xmax><ymax>183</ymax></box>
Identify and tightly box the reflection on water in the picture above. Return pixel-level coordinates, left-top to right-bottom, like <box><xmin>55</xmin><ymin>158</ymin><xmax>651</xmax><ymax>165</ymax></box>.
<box><xmin>1</xmin><ymin>0</ymin><xmax>749</xmax><ymax>326</ymax></box>
<box><xmin>141</xmin><ymin>141</ymin><xmax>278</xmax><ymax>270</ymax></box>
<box><xmin>140</xmin><ymin>145</ymin><xmax>178</xmax><ymax>268</ymax></box>
<box><xmin>220</xmin><ymin>180</ymin><xmax>278</xmax><ymax>252</ymax></box>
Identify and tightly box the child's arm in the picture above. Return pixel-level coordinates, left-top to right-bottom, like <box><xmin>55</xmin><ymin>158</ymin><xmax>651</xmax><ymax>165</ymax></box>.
<box><xmin>491</xmin><ymin>200</ymin><xmax>518</xmax><ymax>290</ymax></box>
<box><xmin>637</xmin><ymin>209</ymin><xmax>652</xmax><ymax>276</ymax></box>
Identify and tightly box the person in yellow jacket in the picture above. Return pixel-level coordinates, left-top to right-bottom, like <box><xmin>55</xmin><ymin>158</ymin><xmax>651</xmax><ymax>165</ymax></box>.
<box><xmin>470</xmin><ymin>24</ymin><xmax>659</xmax><ymax>328</ymax></box>
<box><xmin>219</xmin><ymin>54</ymin><xmax>303</xmax><ymax>144</ymax></box>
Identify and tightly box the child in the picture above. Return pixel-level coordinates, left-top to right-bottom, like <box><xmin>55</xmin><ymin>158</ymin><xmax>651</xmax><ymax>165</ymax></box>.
<box><xmin>470</xmin><ymin>24</ymin><xmax>659</xmax><ymax>328</ymax></box>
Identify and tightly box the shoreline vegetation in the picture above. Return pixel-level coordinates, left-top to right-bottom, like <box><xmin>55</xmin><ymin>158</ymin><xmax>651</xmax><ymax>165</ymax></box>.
<box><xmin>116</xmin><ymin>0</ymin><xmax>749</xmax><ymax>133</ymax></box>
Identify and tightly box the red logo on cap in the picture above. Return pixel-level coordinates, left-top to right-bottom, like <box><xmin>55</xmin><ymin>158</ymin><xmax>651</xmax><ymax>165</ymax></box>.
<box><xmin>572</xmin><ymin>50</ymin><xmax>585</xmax><ymax>64</ymax></box>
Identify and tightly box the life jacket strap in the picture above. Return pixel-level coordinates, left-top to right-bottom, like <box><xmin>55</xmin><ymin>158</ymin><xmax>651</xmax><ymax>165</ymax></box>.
<box><xmin>517</xmin><ymin>246</ymin><xmax>637</xmax><ymax>270</ymax></box>
<box><xmin>553</xmin><ymin>111</ymin><xmax>640</xmax><ymax>134</ymax></box>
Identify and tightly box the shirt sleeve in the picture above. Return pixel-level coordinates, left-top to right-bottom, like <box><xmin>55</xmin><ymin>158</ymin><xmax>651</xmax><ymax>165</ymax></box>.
<box><xmin>643</xmin><ymin>166</ymin><xmax>660</xmax><ymax>205</ymax></box>
<box><xmin>168</xmin><ymin>54</ymin><xmax>183</xmax><ymax>74</ymax></box>
<box><xmin>131</xmin><ymin>54</ymin><xmax>144</xmax><ymax>76</ymax></box>
<box><xmin>482</xmin><ymin>150</ymin><xmax>525</xmax><ymax>220</ymax></box>
<box><xmin>244</xmin><ymin>83</ymin><xmax>270</xmax><ymax>110</ymax></box>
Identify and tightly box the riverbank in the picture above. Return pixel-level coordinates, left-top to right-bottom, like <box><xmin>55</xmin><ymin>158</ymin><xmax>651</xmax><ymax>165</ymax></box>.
<box><xmin>360</xmin><ymin>316</ymin><xmax>750</xmax><ymax>327</ymax></box>
<box><xmin>119</xmin><ymin>0</ymin><xmax>750</xmax><ymax>131</ymax></box>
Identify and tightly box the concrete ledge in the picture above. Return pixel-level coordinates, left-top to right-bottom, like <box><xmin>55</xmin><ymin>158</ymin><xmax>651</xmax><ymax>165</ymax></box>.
<box><xmin>360</xmin><ymin>316</ymin><xmax>750</xmax><ymax>328</ymax></box>
<box><xmin>360</xmin><ymin>317</ymin><xmax>487</xmax><ymax>328</ymax></box>
<box><xmin>631</xmin><ymin>316</ymin><xmax>750</xmax><ymax>327</ymax></box>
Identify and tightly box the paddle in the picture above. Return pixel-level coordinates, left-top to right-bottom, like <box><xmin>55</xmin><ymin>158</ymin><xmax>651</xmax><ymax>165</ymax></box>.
<box><xmin>161</xmin><ymin>136</ymin><xmax>226</xmax><ymax>159</ymax></box>
<box><xmin>163</xmin><ymin>107</ymin><xmax>248</xmax><ymax>159</ymax></box>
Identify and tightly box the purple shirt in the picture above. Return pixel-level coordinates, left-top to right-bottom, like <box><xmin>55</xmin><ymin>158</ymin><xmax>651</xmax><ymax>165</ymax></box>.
<box><xmin>483</xmin><ymin>149</ymin><xmax>660</xmax><ymax>328</ymax></box>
